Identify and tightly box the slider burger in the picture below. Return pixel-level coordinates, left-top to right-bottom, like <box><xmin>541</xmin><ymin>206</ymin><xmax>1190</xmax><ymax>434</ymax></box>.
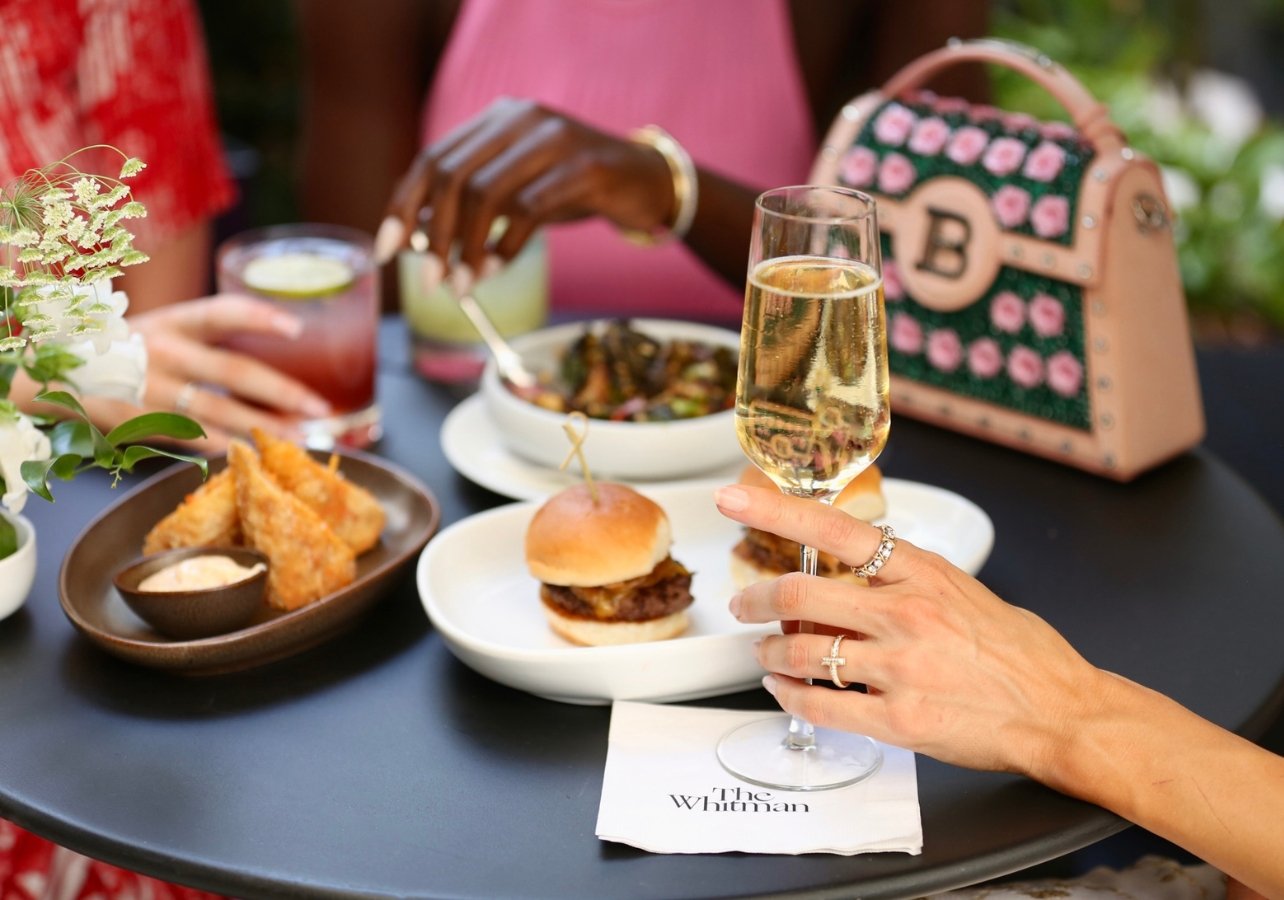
<box><xmin>730</xmin><ymin>463</ymin><xmax>887</xmax><ymax>589</ymax></box>
<box><xmin>525</xmin><ymin>482</ymin><xmax>694</xmax><ymax>645</ymax></box>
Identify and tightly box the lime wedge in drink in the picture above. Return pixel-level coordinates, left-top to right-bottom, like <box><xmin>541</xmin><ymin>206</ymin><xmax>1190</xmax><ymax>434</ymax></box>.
<box><xmin>243</xmin><ymin>252</ymin><xmax>354</xmax><ymax>298</ymax></box>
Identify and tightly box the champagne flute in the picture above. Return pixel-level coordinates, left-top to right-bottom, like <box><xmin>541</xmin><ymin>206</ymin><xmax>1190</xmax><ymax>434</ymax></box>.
<box><xmin>717</xmin><ymin>185</ymin><xmax>890</xmax><ymax>791</ymax></box>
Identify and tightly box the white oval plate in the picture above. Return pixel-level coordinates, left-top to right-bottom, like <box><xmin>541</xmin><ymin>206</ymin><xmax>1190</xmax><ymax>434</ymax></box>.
<box><xmin>441</xmin><ymin>393</ymin><xmax>744</xmax><ymax>501</ymax></box>
<box><xmin>418</xmin><ymin>479</ymin><xmax>994</xmax><ymax>705</ymax></box>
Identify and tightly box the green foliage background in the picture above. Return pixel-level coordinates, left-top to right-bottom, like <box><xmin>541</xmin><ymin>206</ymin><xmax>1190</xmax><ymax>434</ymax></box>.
<box><xmin>992</xmin><ymin>0</ymin><xmax>1284</xmax><ymax>331</ymax></box>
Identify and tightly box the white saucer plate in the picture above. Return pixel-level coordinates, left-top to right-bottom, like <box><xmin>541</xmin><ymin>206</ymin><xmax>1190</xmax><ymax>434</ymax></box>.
<box><xmin>418</xmin><ymin>479</ymin><xmax>994</xmax><ymax>705</ymax></box>
<box><xmin>441</xmin><ymin>394</ymin><xmax>745</xmax><ymax>501</ymax></box>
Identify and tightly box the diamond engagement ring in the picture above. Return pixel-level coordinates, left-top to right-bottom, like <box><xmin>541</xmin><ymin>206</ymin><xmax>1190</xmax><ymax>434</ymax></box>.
<box><xmin>173</xmin><ymin>381</ymin><xmax>200</xmax><ymax>414</ymax></box>
<box><xmin>851</xmin><ymin>524</ymin><xmax>897</xmax><ymax>580</ymax></box>
<box><xmin>821</xmin><ymin>633</ymin><xmax>850</xmax><ymax>689</ymax></box>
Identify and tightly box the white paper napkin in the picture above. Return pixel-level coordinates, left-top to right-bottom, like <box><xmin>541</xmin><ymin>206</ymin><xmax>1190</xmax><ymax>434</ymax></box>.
<box><xmin>596</xmin><ymin>701</ymin><xmax>922</xmax><ymax>856</ymax></box>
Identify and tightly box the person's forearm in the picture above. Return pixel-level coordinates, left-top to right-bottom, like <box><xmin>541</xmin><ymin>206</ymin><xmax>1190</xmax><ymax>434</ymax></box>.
<box><xmin>1037</xmin><ymin>671</ymin><xmax>1284</xmax><ymax>896</ymax></box>
<box><xmin>682</xmin><ymin>168</ymin><xmax>758</xmax><ymax>289</ymax></box>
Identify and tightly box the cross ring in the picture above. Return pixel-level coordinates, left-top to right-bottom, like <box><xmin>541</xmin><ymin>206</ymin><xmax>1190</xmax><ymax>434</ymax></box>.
<box><xmin>820</xmin><ymin>633</ymin><xmax>850</xmax><ymax>689</ymax></box>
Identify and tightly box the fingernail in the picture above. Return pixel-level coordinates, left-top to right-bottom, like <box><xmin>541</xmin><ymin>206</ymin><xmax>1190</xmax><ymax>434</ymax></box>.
<box><xmin>273</xmin><ymin>314</ymin><xmax>304</xmax><ymax>339</ymax></box>
<box><xmin>762</xmin><ymin>675</ymin><xmax>779</xmax><ymax>697</ymax></box>
<box><xmin>374</xmin><ymin>217</ymin><xmax>405</xmax><ymax>264</ymax></box>
<box><xmin>421</xmin><ymin>253</ymin><xmax>444</xmax><ymax>294</ymax></box>
<box><xmin>450</xmin><ymin>262</ymin><xmax>475</xmax><ymax>297</ymax></box>
<box><xmin>300</xmin><ymin>396</ymin><xmax>331</xmax><ymax>418</ymax></box>
<box><xmin>479</xmin><ymin>254</ymin><xmax>503</xmax><ymax>282</ymax></box>
<box><xmin>714</xmin><ymin>485</ymin><xmax>749</xmax><ymax>513</ymax></box>
<box><xmin>728</xmin><ymin>592</ymin><xmax>742</xmax><ymax>619</ymax></box>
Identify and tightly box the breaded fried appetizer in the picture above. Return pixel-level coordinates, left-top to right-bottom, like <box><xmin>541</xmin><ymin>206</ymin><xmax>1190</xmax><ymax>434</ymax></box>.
<box><xmin>142</xmin><ymin>469</ymin><xmax>240</xmax><ymax>556</ymax></box>
<box><xmin>228</xmin><ymin>441</ymin><xmax>356</xmax><ymax>611</ymax></box>
<box><xmin>251</xmin><ymin>428</ymin><xmax>385</xmax><ymax>555</ymax></box>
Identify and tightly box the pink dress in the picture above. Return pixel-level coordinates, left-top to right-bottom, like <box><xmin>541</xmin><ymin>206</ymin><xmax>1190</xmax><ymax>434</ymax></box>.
<box><xmin>422</xmin><ymin>0</ymin><xmax>816</xmax><ymax>325</ymax></box>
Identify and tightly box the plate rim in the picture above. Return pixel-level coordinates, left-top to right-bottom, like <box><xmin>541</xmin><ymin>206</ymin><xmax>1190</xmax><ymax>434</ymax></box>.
<box><xmin>58</xmin><ymin>447</ymin><xmax>442</xmax><ymax>669</ymax></box>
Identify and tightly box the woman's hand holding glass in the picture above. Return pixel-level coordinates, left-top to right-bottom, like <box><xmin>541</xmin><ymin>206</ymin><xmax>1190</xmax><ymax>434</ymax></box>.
<box><xmin>714</xmin><ymin>481</ymin><xmax>1106</xmax><ymax>778</ymax></box>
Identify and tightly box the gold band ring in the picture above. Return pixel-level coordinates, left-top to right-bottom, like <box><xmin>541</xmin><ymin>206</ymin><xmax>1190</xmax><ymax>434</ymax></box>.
<box><xmin>821</xmin><ymin>633</ymin><xmax>849</xmax><ymax>689</ymax></box>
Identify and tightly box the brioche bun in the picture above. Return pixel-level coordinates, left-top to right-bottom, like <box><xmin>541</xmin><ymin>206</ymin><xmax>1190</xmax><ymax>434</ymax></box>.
<box><xmin>525</xmin><ymin>482</ymin><xmax>671</xmax><ymax>587</ymax></box>
<box><xmin>541</xmin><ymin>603</ymin><xmax>689</xmax><ymax>646</ymax></box>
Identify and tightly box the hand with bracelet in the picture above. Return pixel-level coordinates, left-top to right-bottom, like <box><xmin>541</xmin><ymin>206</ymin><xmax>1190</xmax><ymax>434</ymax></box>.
<box><xmin>714</xmin><ymin>481</ymin><xmax>1284</xmax><ymax>899</ymax></box>
<box><xmin>373</xmin><ymin>98</ymin><xmax>757</xmax><ymax>292</ymax></box>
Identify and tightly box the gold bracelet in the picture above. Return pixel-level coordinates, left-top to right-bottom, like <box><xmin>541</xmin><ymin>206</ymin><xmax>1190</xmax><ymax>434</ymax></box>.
<box><xmin>624</xmin><ymin>124</ymin><xmax>698</xmax><ymax>245</ymax></box>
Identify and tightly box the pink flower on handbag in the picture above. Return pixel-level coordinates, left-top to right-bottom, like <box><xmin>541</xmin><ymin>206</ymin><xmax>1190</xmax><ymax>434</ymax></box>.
<box><xmin>992</xmin><ymin>185</ymin><xmax>1031</xmax><ymax>228</ymax></box>
<box><xmin>1002</xmin><ymin>112</ymin><xmax>1039</xmax><ymax>133</ymax></box>
<box><xmin>1030</xmin><ymin>195</ymin><xmax>1071</xmax><ymax>238</ymax></box>
<box><xmin>968</xmin><ymin>338</ymin><xmax>1004</xmax><ymax>378</ymax></box>
<box><xmin>946</xmin><ymin>126</ymin><xmax>990</xmax><ymax>166</ymax></box>
<box><xmin>970</xmin><ymin>105</ymin><xmax>1003</xmax><ymax>122</ymax></box>
<box><xmin>1007</xmin><ymin>346</ymin><xmax>1045</xmax><ymax>389</ymax></box>
<box><xmin>1046</xmin><ymin>350</ymin><xmax>1084</xmax><ymax>397</ymax></box>
<box><xmin>883</xmin><ymin>259</ymin><xmax>905</xmax><ymax>301</ymax></box>
<box><xmin>873</xmin><ymin>103</ymin><xmax>918</xmax><ymax>146</ymax></box>
<box><xmin>908</xmin><ymin>117</ymin><xmax>951</xmax><ymax>156</ymax></box>
<box><xmin>877</xmin><ymin>153</ymin><xmax>917</xmax><ymax>195</ymax></box>
<box><xmin>890</xmin><ymin>311</ymin><xmax>924</xmax><ymax>354</ymax></box>
<box><xmin>926</xmin><ymin>328</ymin><xmax>963</xmax><ymax>372</ymax></box>
<box><xmin>1022</xmin><ymin>141</ymin><xmax>1067</xmax><ymax>182</ymax></box>
<box><xmin>982</xmin><ymin>137</ymin><xmax>1028</xmax><ymax>177</ymax></box>
<box><xmin>840</xmin><ymin>146</ymin><xmax>878</xmax><ymax>188</ymax></box>
<box><xmin>934</xmin><ymin>96</ymin><xmax>971</xmax><ymax>115</ymax></box>
<box><xmin>1041</xmin><ymin>121</ymin><xmax>1078</xmax><ymax>142</ymax></box>
<box><xmin>1028</xmin><ymin>293</ymin><xmax>1066</xmax><ymax>337</ymax></box>
<box><xmin>990</xmin><ymin>291</ymin><xmax>1026</xmax><ymax>333</ymax></box>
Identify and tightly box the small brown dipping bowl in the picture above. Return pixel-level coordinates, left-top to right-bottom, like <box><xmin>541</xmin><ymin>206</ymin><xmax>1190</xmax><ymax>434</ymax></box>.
<box><xmin>113</xmin><ymin>547</ymin><xmax>269</xmax><ymax>640</ymax></box>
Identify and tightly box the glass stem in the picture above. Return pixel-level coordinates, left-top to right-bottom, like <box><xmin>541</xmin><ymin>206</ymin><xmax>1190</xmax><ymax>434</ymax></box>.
<box><xmin>785</xmin><ymin>540</ymin><xmax>822</xmax><ymax>752</ymax></box>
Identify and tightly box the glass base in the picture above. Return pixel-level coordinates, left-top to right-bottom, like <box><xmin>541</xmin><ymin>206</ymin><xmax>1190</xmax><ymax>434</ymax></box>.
<box><xmin>298</xmin><ymin>403</ymin><xmax>382</xmax><ymax>451</ymax></box>
<box><xmin>716</xmin><ymin>714</ymin><xmax>883</xmax><ymax>792</ymax></box>
<box><xmin>411</xmin><ymin>335</ymin><xmax>487</xmax><ymax>385</ymax></box>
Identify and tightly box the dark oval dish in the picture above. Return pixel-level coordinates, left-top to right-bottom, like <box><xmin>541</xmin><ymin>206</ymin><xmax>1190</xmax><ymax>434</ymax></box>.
<box><xmin>60</xmin><ymin>448</ymin><xmax>441</xmax><ymax>675</ymax></box>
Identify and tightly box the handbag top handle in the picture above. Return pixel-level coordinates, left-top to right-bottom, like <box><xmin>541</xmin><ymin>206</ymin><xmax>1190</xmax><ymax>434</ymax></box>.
<box><xmin>880</xmin><ymin>38</ymin><xmax>1126</xmax><ymax>153</ymax></box>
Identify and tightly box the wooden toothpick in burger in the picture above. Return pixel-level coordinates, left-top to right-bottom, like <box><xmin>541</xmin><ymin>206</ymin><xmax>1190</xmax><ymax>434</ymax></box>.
<box><xmin>558</xmin><ymin>411</ymin><xmax>598</xmax><ymax>503</ymax></box>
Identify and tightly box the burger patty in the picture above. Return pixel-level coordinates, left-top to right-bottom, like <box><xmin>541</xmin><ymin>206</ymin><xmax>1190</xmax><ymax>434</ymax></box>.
<box><xmin>540</xmin><ymin>556</ymin><xmax>693</xmax><ymax>622</ymax></box>
<box><xmin>734</xmin><ymin>528</ymin><xmax>846</xmax><ymax>577</ymax></box>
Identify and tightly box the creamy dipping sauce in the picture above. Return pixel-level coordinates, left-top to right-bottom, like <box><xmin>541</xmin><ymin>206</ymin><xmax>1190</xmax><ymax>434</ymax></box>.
<box><xmin>138</xmin><ymin>555</ymin><xmax>267</xmax><ymax>592</ymax></box>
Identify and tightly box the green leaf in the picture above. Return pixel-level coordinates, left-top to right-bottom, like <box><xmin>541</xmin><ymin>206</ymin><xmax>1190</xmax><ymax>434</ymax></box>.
<box><xmin>34</xmin><ymin>389</ymin><xmax>113</xmax><ymax>464</ymax></box>
<box><xmin>33</xmin><ymin>389</ymin><xmax>91</xmax><ymax>421</ymax></box>
<box><xmin>0</xmin><ymin>516</ymin><xmax>16</xmax><ymax>560</ymax></box>
<box><xmin>49</xmin><ymin>418</ymin><xmax>97</xmax><ymax>457</ymax></box>
<box><xmin>118</xmin><ymin>445</ymin><xmax>209</xmax><ymax>477</ymax></box>
<box><xmin>105</xmin><ymin>412</ymin><xmax>206</xmax><ymax>446</ymax></box>
<box><xmin>20</xmin><ymin>454</ymin><xmax>84</xmax><ymax>502</ymax></box>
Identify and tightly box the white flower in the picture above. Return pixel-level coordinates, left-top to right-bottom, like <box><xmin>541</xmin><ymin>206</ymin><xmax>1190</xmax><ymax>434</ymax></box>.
<box><xmin>65</xmin><ymin>332</ymin><xmax>148</xmax><ymax>405</ymax></box>
<box><xmin>1186</xmin><ymin>69</ymin><xmax>1263</xmax><ymax>155</ymax></box>
<box><xmin>1142</xmin><ymin>80</ymin><xmax>1185</xmax><ymax>136</ymax></box>
<box><xmin>0</xmin><ymin>412</ymin><xmax>52</xmax><ymax>513</ymax></box>
<box><xmin>1260</xmin><ymin>164</ymin><xmax>1284</xmax><ymax>221</ymax></box>
<box><xmin>1161</xmin><ymin>166</ymin><xmax>1201</xmax><ymax>211</ymax></box>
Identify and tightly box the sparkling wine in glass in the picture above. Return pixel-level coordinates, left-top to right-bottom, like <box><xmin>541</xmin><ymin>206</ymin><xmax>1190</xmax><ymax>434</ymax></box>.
<box><xmin>717</xmin><ymin>185</ymin><xmax>890</xmax><ymax>791</ymax></box>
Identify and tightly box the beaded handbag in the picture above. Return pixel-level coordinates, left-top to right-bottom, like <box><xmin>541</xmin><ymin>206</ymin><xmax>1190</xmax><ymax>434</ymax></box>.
<box><xmin>811</xmin><ymin>39</ymin><xmax>1204</xmax><ymax>481</ymax></box>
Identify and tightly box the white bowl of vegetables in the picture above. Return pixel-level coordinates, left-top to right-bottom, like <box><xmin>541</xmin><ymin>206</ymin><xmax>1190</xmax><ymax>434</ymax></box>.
<box><xmin>480</xmin><ymin>318</ymin><xmax>742</xmax><ymax>481</ymax></box>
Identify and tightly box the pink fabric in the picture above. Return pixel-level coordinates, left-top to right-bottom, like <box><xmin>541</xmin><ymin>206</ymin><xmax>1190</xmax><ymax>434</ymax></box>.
<box><xmin>422</xmin><ymin>0</ymin><xmax>816</xmax><ymax>325</ymax></box>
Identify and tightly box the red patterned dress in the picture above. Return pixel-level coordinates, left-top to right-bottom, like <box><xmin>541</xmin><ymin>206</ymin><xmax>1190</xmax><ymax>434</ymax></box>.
<box><xmin>1</xmin><ymin>1</ymin><xmax>230</xmax><ymax>896</ymax></box>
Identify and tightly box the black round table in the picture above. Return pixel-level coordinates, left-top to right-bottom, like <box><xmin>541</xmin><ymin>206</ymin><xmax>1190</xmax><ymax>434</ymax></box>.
<box><xmin>1</xmin><ymin>322</ymin><xmax>1282</xmax><ymax>899</ymax></box>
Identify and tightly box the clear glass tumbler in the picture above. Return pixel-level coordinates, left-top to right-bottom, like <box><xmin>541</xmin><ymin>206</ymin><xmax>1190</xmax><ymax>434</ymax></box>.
<box><xmin>217</xmin><ymin>223</ymin><xmax>381</xmax><ymax>449</ymax></box>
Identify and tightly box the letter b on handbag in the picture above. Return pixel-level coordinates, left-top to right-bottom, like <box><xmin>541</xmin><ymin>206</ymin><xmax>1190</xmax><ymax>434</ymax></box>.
<box><xmin>811</xmin><ymin>39</ymin><xmax>1204</xmax><ymax>481</ymax></box>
